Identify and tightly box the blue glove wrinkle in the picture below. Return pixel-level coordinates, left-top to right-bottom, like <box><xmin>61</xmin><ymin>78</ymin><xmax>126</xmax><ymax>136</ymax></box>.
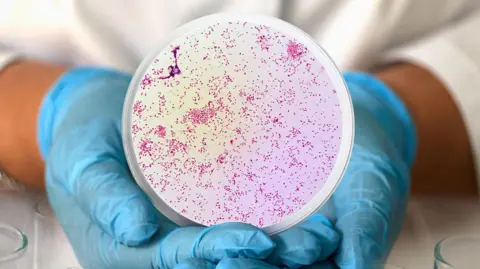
<box><xmin>46</xmin><ymin>164</ymin><xmax>147</xmax><ymax>269</ymax></box>
<box><xmin>267</xmin><ymin>214</ymin><xmax>339</xmax><ymax>268</ymax></box>
<box><xmin>216</xmin><ymin>257</ymin><xmax>280</xmax><ymax>269</ymax></box>
<box><xmin>329</xmin><ymin>73</ymin><xmax>415</xmax><ymax>269</ymax></box>
<box><xmin>56</xmin><ymin>127</ymin><xmax>158</xmax><ymax>246</ymax></box>
<box><xmin>173</xmin><ymin>258</ymin><xmax>216</xmax><ymax>269</ymax></box>
<box><xmin>270</xmin><ymin>229</ymin><xmax>324</xmax><ymax>268</ymax></box>
<box><xmin>156</xmin><ymin>223</ymin><xmax>275</xmax><ymax>268</ymax></box>
<box><xmin>191</xmin><ymin>223</ymin><xmax>275</xmax><ymax>262</ymax></box>
<box><xmin>334</xmin><ymin>146</ymin><xmax>409</xmax><ymax>254</ymax></box>
<box><xmin>157</xmin><ymin>226</ymin><xmax>203</xmax><ymax>268</ymax></box>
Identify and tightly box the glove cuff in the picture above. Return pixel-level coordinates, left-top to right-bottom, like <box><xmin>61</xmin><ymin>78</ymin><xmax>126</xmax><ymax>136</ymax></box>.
<box><xmin>344</xmin><ymin>71</ymin><xmax>417</xmax><ymax>167</ymax></box>
<box><xmin>37</xmin><ymin>67</ymin><xmax>129</xmax><ymax>159</ymax></box>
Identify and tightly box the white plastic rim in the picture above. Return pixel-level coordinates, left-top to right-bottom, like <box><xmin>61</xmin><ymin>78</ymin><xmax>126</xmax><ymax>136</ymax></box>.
<box><xmin>123</xmin><ymin>13</ymin><xmax>354</xmax><ymax>235</ymax></box>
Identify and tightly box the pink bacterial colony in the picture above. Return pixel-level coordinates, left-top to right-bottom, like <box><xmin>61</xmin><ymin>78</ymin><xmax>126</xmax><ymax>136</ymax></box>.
<box><xmin>131</xmin><ymin>21</ymin><xmax>342</xmax><ymax>228</ymax></box>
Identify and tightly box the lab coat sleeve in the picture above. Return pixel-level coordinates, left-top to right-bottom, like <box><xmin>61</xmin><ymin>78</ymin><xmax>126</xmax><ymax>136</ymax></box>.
<box><xmin>381</xmin><ymin>11</ymin><xmax>480</xmax><ymax>190</ymax></box>
<box><xmin>0</xmin><ymin>0</ymin><xmax>69</xmax><ymax>65</ymax></box>
<box><xmin>285</xmin><ymin>0</ymin><xmax>473</xmax><ymax>70</ymax></box>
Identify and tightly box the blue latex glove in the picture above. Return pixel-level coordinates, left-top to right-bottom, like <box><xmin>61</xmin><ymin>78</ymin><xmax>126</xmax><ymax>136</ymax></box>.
<box><xmin>330</xmin><ymin>72</ymin><xmax>416</xmax><ymax>268</ymax></box>
<box><xmin>38</xmin><ymin>68</ymin><xmax>279</xmax><ymax>269</ymax></box>
<box><xmin>172</xmin><ymin>214</ymin><xmax>341</xmax><ymax>269</ymax></box>
<box><xmin>265</xmin><ymin>72</ymin><xmax>416</xmax><ymax>269</ymax></box>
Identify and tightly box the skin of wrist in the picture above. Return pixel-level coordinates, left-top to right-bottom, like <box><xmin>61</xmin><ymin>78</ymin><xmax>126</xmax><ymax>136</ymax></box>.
<box><xmin>376</xmin><ymin>63</ymin><xmax>477</xmax><ymax>197</ymax></box>
<box><xmin>0</xmin><ymin>60</ymin><xmax>68</xmax><ymax>189</ymax></box>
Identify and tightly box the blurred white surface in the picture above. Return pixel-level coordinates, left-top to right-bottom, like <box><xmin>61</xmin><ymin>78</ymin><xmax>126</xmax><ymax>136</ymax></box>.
<box><xmin>388</xmin><ymin>198</ymin><xmax>480</xmax><ymax>268</ymax></box>
<box><xmin>0</xmin><ymin>189</ymin><xmax>80</xmax><ymax>269</ymax></box>
<box><xmin>0</xmin><ymin>189</ymin><xmax>36</xmax><ymax>268</ymax></box>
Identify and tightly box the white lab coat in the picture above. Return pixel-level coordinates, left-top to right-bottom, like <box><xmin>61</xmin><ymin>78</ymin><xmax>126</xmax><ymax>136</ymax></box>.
<box><xmin>4</xmin><ymin>0</ymin><xmax>480</xmax><ymax>187</ymax></box>
<box><xmin>1</xmin><ymin>0</ymin><xmax>480</xmax><ymax>268</ymax></box>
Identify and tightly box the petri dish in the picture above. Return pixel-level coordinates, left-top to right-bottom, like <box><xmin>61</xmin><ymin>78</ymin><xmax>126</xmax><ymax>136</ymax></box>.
<box><xmin>434</xmin><ymin>235</ymin><xmax>480</xmax><ymax>268</ymax></box>
<box><xmin>123</xmin><ymin>13</ymin><xmax>354</xmax><ymax>235</ymax></box>
<box><xmin>0</xmin><ymin>223</ymin><xmax>28</xmax><ymax>263</ymax></box>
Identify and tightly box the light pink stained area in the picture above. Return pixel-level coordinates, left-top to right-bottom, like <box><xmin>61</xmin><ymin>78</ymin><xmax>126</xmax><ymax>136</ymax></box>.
<box><xmin>130</xmin><ymin>21</ymin><xmax>342</xmax><ymax>228</ymax></box>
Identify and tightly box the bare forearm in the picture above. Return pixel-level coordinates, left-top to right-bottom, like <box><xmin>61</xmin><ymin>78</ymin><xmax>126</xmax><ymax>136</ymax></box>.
<box><xmin>0</xmin><ymin>60</ymin><xmax>67</xmax><ymax>189</ymax></box>
<box><xmin>376</xmin><ymin>63</ymin><xmax>477</xmax><ymax>197</ymax></box>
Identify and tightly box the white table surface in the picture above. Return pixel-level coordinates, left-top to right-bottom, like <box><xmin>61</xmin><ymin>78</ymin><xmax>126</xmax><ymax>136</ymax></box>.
<box><xmin>388</xmin><ymin>198</ymin><xmax>480</xmax><ymax>269</ymax></box>
<box><xmin>2</xmin><ymin>188</ymin><xmax>479</xmax><ymax>269</ymax></box>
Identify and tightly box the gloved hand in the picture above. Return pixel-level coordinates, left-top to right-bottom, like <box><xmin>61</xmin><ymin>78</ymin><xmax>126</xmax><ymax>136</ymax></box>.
<box><xmin>264</xmin><ymin>72</ymin><xmax>417</xmax><ymax>269</ymax></box>
<box><xmin>38</xmin><ymin>67</ymin><xmax>282</xmax><ymax>269</ymax></box>
<box><xmin>330</xmin><ymin>72</ymin><xmax>415</xmax><ymax>268</ymax></box>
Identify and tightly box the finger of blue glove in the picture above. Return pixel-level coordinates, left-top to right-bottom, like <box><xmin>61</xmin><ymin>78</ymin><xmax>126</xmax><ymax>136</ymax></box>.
<box><xmin>173</xmin><ymin>258</ymin><xmax>216</xmax><ymax>269</ymax></box>
<box><xmin>47</xmin><ymin>169</ymin><xmax>164</xmax><ymax>269</ymax></box>
<box><xmin>47</xmin><ymin>131</ymin><xmax>159</xmax><ymax>246</ymax></box>
<box><xmin>267</xmin><ymin>214</ymin><xmax>340</xmax><ymax>268</ymax></box>
<box><xmin>156</xmin><ymin>222</ymin><xmax>276</xmax><ymax>268</ymax></box>
<box><xmin>216</xmin><ymin>257</ymin><xmax>279</xmax><ymax>269</ymax></box>
<box><xmin>331</xmin><ymin>149</ymin><xmax>409</xmax><ymax>269</ymax></box>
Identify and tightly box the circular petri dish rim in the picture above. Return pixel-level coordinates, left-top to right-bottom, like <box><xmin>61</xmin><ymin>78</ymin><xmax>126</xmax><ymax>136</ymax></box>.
<box><xmin>0</xmin><ymin>223</ymin><xmax>28</xmax><ymax>263</ymax></box>
<box><xmin>122</xmin><ymin>12</ymin><xmax>354</xmax><ymax>235</ymax></box>
<box><xmin>434</xmin><ymin>234</ymin><xmax>480</xmax><ymax>267</ymax></box>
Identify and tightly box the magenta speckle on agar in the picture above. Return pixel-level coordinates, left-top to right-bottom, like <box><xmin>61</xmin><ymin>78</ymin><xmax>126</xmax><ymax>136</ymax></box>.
<box><xmin>159</xmin><ymin>46</ymin><xmax>182</xmax><ymax>80</ymax></box>
<box><xmin>130</xmin><ymin>21</ymin><xmax>342</xmax><ymax>228</ymax></box>
<box><xmin>154</xmin><ymin>125</ymin><xmax>167</xmax><ymax>137</ymax></box>
<box><xmin>286</xmin><ymin>40</ymin><xmax>306</xmax><ymax>60</ymax></box>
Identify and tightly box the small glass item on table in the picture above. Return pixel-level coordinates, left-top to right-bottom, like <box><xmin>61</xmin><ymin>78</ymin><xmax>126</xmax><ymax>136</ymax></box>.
<box><xmin>434</xmin><ymin>235</ymin><xmax>480</xmax><ymax>268</ymax></box>
<box><xmin>33</xmin><ymin>198</ymin><xmax>80</xmax><ymax>269</ymax></box>
<box><xmin>123</xmin><ymin>13</ymin><xmax>354</xmax><ymax>235</ymax></box>
<box><xmin>0</xmin><ymin>223</ymin><xmax>28</xmax><ymax>269</ymax></box>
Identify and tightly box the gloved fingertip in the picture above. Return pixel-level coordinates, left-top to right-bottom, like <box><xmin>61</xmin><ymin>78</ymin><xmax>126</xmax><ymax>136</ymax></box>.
<box><xmin>212</xmin><ymin>222</ymin><xmax>276</xmax><ymax>258</ymax></box>
<box><xmin>108</xmin><ymin>197</ymin><xmax>161</xmax><ymax>246</ymax></box>
<box><xmin>267</xmin><ymin>214</ymin><xmax>340</xmax><ymax>268</ymax></box>
<box><xmin>193</xmin><ymin>222</ymin><xmax>276</xmax><ymax>261</ymax></box>
<box><xmin>241</xmin><ymin>230</ymin><xmax>277</xmax><ymax>258</ymax></box>
<box><xmin>304</xmin><ymin>213</ymin><xmax>334</xmax><ymax>228</ymax></box>
<box><xmin>334</xmin><ymin>235</ymin><xmax>382</xmax><ymax>269</ymax></box>
<box><xmin>116</xmin><ymin>222</ymin><xmax>159</xmax><ymax>246</ymax></box>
